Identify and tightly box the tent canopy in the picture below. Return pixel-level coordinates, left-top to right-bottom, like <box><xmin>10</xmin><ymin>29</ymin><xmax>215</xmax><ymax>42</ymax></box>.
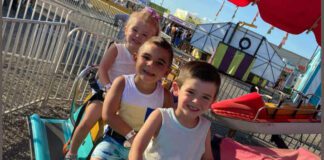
<box><xmin>190</xmin><ymin>22</ymin><xmax>286</xmax><ymax>83</ymax></box>
<box><xmin>228</xmin><ymin>0</ymin><xmax>321</xmax><ymax>45</ymax></box>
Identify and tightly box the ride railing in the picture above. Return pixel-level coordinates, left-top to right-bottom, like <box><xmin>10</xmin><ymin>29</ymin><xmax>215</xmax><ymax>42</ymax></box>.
<box><xmin>3</xmin><ymin>0</ymin><xmax>121</xmax><ymax>37</ymax></box>
<box><xmin>66</xmin><ymin>12</ymin><xmax>120</xmax><ymax>38</ymax></box>
<box><xmin>47</xmin><ymin>28</ymin><xmax>116</xmax><ymax>103</ymax></box>
<box><xmin>217</xmin><ymin>74</ymin><xmax>250</xmax><ymax>101</ymax></box>
<box><xmin>3</xmin><ymin>0</ymin><xmax>120</xmax><ymax>106</ymax></box>
<box><xmin>2</xmin><ymin>17</ymin><xmax>69</xmax><ymax>115</ymax></box>
<box><xmin>3</xmin><ymin>0</ymin><xmax>72</xmax><ymax>22</ymax></box>
<box><xmin>53</xmin><ymin>0</ymin><xmax>128</xmax><ymax>22</ymax></box>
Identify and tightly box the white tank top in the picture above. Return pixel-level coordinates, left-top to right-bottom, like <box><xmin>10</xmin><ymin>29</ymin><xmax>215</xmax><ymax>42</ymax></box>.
<box><xmin>119</xmin><ymin>74</ymin><xmax>165</xmax><ymax>131</ymax></box>
<box><xmin>144</xmin><ymin>108</ymin><xmax>211</xmax><ymax>160</ymax></box>
<box><xmin>108</xmin><ymin>43</ymin><xmax>135</xmax><ymax>82</ymax></box>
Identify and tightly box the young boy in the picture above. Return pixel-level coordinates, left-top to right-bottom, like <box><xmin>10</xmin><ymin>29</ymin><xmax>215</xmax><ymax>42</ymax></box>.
<box><xmin>129</xmin><ymin>61</ymin><xmax>221</xmax><ymax>160</ymax></box>
<box><xmin>90</xmin><ymin>36</ymin><xmax>174</xmax><ymax>160</ymax></box>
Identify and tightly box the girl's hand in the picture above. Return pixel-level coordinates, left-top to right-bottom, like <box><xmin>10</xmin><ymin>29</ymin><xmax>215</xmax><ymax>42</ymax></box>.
<box><xmin>124</xmin><ymin>135</ymin><xmax>136</xmax><ymax>148</ymax></box>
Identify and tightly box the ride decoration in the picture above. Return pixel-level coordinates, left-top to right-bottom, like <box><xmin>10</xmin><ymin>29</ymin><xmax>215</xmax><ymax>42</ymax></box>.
<box><xmin>227</xmin><ymin>0</ymin><xmax>321</xmax><ymax>45</ymax></box>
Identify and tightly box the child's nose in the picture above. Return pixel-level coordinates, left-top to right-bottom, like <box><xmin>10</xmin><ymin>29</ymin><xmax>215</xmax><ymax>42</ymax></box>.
<box><xmin>192</xmin><ymin>97</ymin><xmax>200</xmax><ymax>103</ymax></box>
<box><xmin>147</xmin><ymin>60</ymin><xmax>154</xmax><ymax>66</ymax></box>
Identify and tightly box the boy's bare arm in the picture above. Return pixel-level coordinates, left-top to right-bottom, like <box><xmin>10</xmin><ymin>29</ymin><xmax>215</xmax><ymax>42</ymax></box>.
<box><xmin>163</xmin><ymin>88</ymin><xmax>173</xmax><ymax>108</ymax></box>
<box><xmin>102</xmin><ymin>76</ymin><xmax>133</xmax><ymax>136</ymax></box>
<box><xmin>129</xmin><ymin>109</ymin><xmax>162</xmax><ymax>160</ymax></box>
<box><xmin>98</xmin><ymin>43</ymin><xmax>118</xmax><ymax>85</ymax></box>
<box><xmin>201</xmin><ymin>129</ymin><xmax>214</xmax><ymax>160</ymax></box>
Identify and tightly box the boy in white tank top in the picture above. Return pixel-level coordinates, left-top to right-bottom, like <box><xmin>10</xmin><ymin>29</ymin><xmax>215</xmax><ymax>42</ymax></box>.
<box><xmin>129</xmin><ymin>61</ymin><xmax>221</xmax><ymax>160</ymax></box>
<box><xmin>90</xmin><ymin>37</ymin><xmax>174</xmax><ymax>160</ymax></box>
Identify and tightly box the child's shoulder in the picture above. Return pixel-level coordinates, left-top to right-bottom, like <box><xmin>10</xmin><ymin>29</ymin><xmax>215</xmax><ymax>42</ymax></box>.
<box><xmin>158</xmin><ymin>107</ymin><xmax>176</xmax><ymax>117</ymax></box>
<box><xmin>159</xmin><ymin>107</ymin><xmax>173</xmax><ymax>112</ymax></box>
<box><xmin>112</xmin><ymin>75</ymin><xmax>127</xmax><ymax>86</ymax></box>
<box><xmin>199</xmin><ymin>115</ymin><xmax>211</xmax><ymax>126</ymax></box>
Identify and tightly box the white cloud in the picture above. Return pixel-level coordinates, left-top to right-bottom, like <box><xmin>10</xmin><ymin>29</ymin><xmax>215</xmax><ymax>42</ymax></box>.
<box><xmin>192</xmin><ymin>12</ymin><xmax>198</xmax><ymax>15</ymax></box>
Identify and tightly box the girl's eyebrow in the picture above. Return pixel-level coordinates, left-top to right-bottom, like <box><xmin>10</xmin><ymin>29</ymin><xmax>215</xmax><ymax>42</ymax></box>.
<box><xmin>143</xmin><ymin>53</ymin><xmax>151</xmax><ymax>56</ymax></box>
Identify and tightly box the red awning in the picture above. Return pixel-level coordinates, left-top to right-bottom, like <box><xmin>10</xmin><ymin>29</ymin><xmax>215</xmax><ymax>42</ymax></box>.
<box><xmin>228</xmin><ymin>0</ymin><xmax>321</xmax><ymax>45</ymax></box>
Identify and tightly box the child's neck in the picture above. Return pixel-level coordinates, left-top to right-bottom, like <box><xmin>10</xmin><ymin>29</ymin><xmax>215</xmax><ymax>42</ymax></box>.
<box><xmin>174</xmin><ymin>109</ymin><xmax>199</xmax><ymax>129</ymax></box>
<box><xmin>125</xmin><ymin>43</ymin><xmax>137</xmax><ymax>56</ymax></box>
<box><xmin>134</xmin><ymin>75</ymin><xmax>157</xmax><ymax>94</ymax></box>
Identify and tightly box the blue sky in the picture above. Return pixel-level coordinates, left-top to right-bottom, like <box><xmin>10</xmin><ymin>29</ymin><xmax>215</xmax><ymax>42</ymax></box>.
<box><xmin>151</xmin><ymin>0</ymin><xmax>319</xmax><ymax>59</ymax></box>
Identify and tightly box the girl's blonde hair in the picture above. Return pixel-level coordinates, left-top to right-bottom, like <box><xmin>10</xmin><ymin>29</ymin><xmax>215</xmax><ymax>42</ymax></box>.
<box><xmin>125</xmin><ymin>8</ymin><xmax>161</xmax><ymax>36</ymax></box>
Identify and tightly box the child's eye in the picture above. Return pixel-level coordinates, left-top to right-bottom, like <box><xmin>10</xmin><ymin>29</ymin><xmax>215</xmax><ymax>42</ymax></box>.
<box><xmin>186</xmin><ymin>90</ymin><xmax>194</xmax><ymax>95</ymax></box>
<box><xmin>132</xmin><ymin>28</ymin><xmax>138</xmax><ymax>32</ymax></box>
<box><xmin>142</xmin><ymin>34</ymin><xmax>148</xmax><ymax>37</ymax></box>
<box><xmin>202</xmin><ymin>96</ymin><xmax>211</xmax><ymax>101</ymax></box>
<box><xmin>156</xmin><ymin>61</ymin><xmax>165</xmax><ymax>66</ymax></box>
<box><xmin>142</xmin><ymin>55</ymin><xmax>150</xmax><ymax>60</ymax></box>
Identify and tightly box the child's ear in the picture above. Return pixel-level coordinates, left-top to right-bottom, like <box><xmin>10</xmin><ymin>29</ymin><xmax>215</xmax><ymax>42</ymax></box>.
<box><xmin>171</xmin><ymin>81</ymin><xmax>180</xmax><ymax>96</ymax></box>
<box><xmin>124</xmin><ymin>26</ymin><xmax>128</xmax><ymax>34</ymax></box>
<box><xmin>134</xmin><ymin>53</ymin><xmax>138</xmax><ymax>61</ymax></box>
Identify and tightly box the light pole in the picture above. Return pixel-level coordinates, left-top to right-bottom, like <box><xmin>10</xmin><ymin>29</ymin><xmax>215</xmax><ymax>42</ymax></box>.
<box><xmin>160</xmin><ymin>0</ymin><xmax>164</xmax><ymax>6</ymax></box>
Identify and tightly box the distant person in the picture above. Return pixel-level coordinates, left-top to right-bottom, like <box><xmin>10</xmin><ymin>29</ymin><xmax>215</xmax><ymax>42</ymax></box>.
<box><xmin>170</xmin><ymin>25</ymin><xmax>177</xmax><ymax>44</ymax></box>
<box><xmin>274</xmin><ymin>77</ymin><xmax>285</xmax><ymax>90</ymax></box>
<box><xmin>181</xmin><ymin>32</ymin><xmax>192</xmax><ymax>53</ymax></box>
<box><xmin>179</xmin><ymin>29</ymin><xmax>188</xmax><ymax>48</ymax></box>
<box><xmin>173</xmin><ymin>28</ymin><xmax>183</xmax><ymax>47</ymax></box>
<box><xmin>164</xmin><ymin>22</ymin><xmax>172</xmax><ymax>35</ymax></box>
<box><xmin>114</xmin><ymin>13</ymin><xmax>129</xmax><ymax>40</ymax></box>
<box><xmin>129</xmin><ymin>61</ymin><xmax>221</xmax><ymax>160</ymax></box>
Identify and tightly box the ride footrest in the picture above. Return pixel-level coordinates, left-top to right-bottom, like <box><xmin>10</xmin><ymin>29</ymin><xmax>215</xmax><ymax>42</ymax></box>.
<box><xmin>27</xmin><ymin>114</ymin><xmax>73</xmax><ymax>160</ymax></box>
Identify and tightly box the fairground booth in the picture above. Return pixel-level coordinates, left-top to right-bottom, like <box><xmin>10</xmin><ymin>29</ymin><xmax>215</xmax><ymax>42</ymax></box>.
<box><xmin>190</xmin><ymin>22</ymin><xmax>286</xmax><ymax>87</ymax></box>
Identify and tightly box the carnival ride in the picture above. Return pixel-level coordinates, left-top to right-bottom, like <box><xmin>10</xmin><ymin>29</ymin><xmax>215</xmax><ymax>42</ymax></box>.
<box><xmin>207</xmin><ymin>0</ymin><xmax>322</xmax><ymax>132</ymax></box>
<box><xmin>21</xmin><ymin>0</ymin><xmax>322</xmax><ymax>159</ymax></box>
<box><xmin>211</xmin><ymin>91</ymin><xmax>321</xmax><ymax>135</ymax></box>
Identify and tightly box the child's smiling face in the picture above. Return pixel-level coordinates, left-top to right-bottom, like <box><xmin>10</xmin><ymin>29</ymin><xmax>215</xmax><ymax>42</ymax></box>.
<box><xmin>124</xmin><ymin>19</ymin><xmax>157</xmax><ymax>52</ymax></box>
<box><xmin>135</xmin><ymin>43</ymin><xmax>171</xmax><ymax>83</ymax></box>
<box><xmin>174</xmin><ymin>78</ymin><xmax>217</xmax><ymax>119</ymax></box>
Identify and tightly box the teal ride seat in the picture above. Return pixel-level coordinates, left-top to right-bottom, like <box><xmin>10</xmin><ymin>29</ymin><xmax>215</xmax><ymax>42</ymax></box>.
<box><xmin>27</xmin><ymin>66</ymin><xmax>102</xmax><ymax>160</ymax></box>
<box><xmin>28</xmin><ymin>106</ymin><xmax>97</xmax><ymax>160</ymax></box>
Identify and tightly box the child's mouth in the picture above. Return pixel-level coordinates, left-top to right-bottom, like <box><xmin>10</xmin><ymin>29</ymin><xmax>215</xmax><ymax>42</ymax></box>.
<box><xmin>132</xmin><ymin>39</ymin><xmax>141</xmax><ymax>45</ymax></box>
<box><xmin>187</xmin><ymin>104</ymin><xmax>199</xmax><ymax>112</ymax></box>
<box><xmin>143</xmin><ymin>69</ymin><xmax>155</xmax><ymax>77</ymax></box>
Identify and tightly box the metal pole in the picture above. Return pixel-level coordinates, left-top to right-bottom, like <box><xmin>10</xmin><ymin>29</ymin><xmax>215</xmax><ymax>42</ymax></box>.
<box><xmin>0</xmin><ymin>0</ymin><xmax>3</xmax><ymax>159</ymax></box>
<box><xmin>160</xmin><ymin>0</ymin><xmax>165</xmax><ymax>6</ymax></box>
<box><xmin>321</xmin><ymin>0</ymin><xmax>323</xmax><ymax>157</ymax></box>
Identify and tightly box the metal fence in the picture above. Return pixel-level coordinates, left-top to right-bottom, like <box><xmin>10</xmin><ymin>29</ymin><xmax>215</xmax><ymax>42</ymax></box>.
<box><xmin>2</xmin><ymin>0</ymin><xmax>321</xmax><ymax>157</ymax></box>
<box><xmin>2</xmin><ymin>18</ymin><xmax>69</xmax><ymax>114</ymax></box>
<box><xmin>47</xmin><ymin>28</ymin><xmax>115</xmax><ymax>103</ymax></box>
<box><xmin>2</xmin><ymin>0</ymin><xmax>119</xmax><ymax>111</ymax></box>
<box><xmin>2</xmin><ymin>1</ymin><xmax>118</xmax><ymax>158</ymax></box>
<box><xmin>53</xmin><ymin>0</ymin><xmax>128</xmax><ymax>22</ymax></box>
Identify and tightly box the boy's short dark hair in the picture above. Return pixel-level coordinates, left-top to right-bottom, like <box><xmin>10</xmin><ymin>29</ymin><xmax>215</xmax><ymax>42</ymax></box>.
<box><xmin>175</xmin><ymin>61</ymin><xmax>221</xmax><ymax>97</ymax></box>
<box><xmin>140</xmin><ymin>36</ymin><xmax>174</xmax><ymax>66</ymax></box>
